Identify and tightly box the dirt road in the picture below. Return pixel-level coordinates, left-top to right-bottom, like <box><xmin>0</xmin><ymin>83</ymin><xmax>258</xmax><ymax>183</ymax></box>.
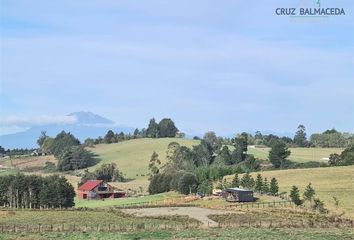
<box><xmin>122</xmin><ymin>207</ymin><xmax>232</xmax><ymax>227</ymax></box>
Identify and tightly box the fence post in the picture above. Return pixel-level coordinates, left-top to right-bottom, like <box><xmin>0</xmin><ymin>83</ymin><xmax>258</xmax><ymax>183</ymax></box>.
<box><xmin>38</xmin><ymin>224</ymin><xmax>41</xmax><ymax>233</ymax></box>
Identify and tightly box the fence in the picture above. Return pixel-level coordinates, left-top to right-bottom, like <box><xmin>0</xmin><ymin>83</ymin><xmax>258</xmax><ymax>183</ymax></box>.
<box><xmin>1</xmin><ymin>219</ymin><xmax>353</xmax><ymax>234</ymax></box>
<box><xmin>228</xmin><ymin>200</ymin><xmax>294</xmax><ymax>209</ymax></box>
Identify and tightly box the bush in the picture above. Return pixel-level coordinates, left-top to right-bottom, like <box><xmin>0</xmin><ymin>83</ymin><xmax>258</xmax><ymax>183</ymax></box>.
<box><xmin>178</xmin><ymin>172</ymin><xmax>198</xmax><ymax>195</ymax></box>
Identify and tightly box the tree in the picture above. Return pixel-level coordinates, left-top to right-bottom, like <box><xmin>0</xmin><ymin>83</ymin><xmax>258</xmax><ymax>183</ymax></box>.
<box><xmin>148</xmin><ymin>151</ymin><xmax>161</xmax><ymax>179</ymax></box>
<box><xmin>57</xmin><ymin>146</ymin><xmax>98</xmax><ymax>171</ymax></box>
<box><xmin>203</xmin><ymin>131</ymin><xmax>221</xmax><ymax>152</ymax></box>
<box><xmin>158</xmin><ymin>118</ymin><xmax>178</xmax><ymax>137</ymax></box>
<box><xmin>255</xmin><ymin>174</ymin><xmax>263</xmax><ymax>193</ymax></box>
<box><xmin>177</xmin><ymin>172</ymin><xmax>198</xmax><ymax>194</ymax></box>
<box><xmin>146</xmin><ymin>118</ymin><xmax>159</xmax><ymax>138</ymax></box>
<box><xmin>219</xmin><ymin>146</ymin><xmax>232</xmax><ymax>165</ymax></box>
<box><xmin>192</xmin><ymin>141</ymin><xmax>214</xmax><ymax>167</ymax></box>
<box><xmin>268</xmin><ymin>141</ymin><xmax>291</xmax><ymax>169</ymax></box>
<box><xmin>133</xmin><ymin>128</ymin><xmax>140</xmax><ymax>138</ymax></box>
<box><xmin>290</xmin><ymin>185</ymin><xmax>302</xmax><ymax>206</ymax></box>
<box><xmin>0</xmin><ymin>146</ymin><xmax>6</xmax><ymax>154</ymax></box>
<box><xmin>340</xmin><ymin>144</ymin><xmax>354</xmax><ymax>165</ymax></box>
<box><xmin>303</xmin><ymin>183</ymin><xmax>315</xmax><ymax>202</ymax></box>
<box><xmin>240</xmin><ymin>172</ymin><xmax>254</xmax><ymax>189</ymax></box>
<box><xmin>197</xmin><ymin>180</ymin><xmax>213</xmax><ymax>195</ymax></box>
<box><xmin>104</xmin><ymin>130</ymin><xmax>116</xmax><ymax>144</ymax></box>
<box><xmin>84</xmin><ymin>138</ymin><xmax>95</xmax><ymax>148</ymax></box>
<box><xmin>233</xmin><ymin>133</ymin><xmax>248</xmax><ymax>162</ymax></box>
<box><xmin>51</xmin><ymin>131</ymin><xmax>80</xmax><ymax>157</ymax></box>
<box><xmin>37</xmin><ymin>131</ymin><xmax>48</xmax><ymax>147</ymax></box>
<box><xmin>231</xmin><ymin>173</ymin><xmax>240</xmax><ymax>188</ymax></box>
<box><xmin>94</xmin><ymin>163</ymin><xmax>124</xmax><ymax>182</ymax></box>
<box><xmin>41</xmin><ymin>137</ymin><xmax>54</xmax><ymax>154</ymax></box>
<box><xmin>269</xmin><ymin>178</ymin><xmax>279</xmax><ymax>196</ymax></box>
<box><xmin>328</xmin><ymin>153</ymin><xmax>342</xmax><ymax>166</ymax></box>
<box><xmin>262</xmin><ymin>178</ymin><xmax>269</xmax><ymax>194</ymax></box>
<box><xmin>294</xmin><ymin>124</ymin><xmax>308</xmax><ymax>147</ymax></box>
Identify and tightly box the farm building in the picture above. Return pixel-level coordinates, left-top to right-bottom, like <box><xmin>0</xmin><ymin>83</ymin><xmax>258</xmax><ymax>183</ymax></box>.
<box><xmin>222</xmin><ymin>188</ymin><xmax>254</xmax><ymax>202</ymax></box>
<box><xmin>77</xmin><ymin>180</ymin><xmax>125</xmax><ymax>200</ymax></box>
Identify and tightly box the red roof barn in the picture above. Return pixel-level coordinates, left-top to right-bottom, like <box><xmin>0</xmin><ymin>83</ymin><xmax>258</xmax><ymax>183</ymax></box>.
<box><xmin>77</xmin><ymin>180</ymin><xmax>125</xmax><ymax>200</ymax></box>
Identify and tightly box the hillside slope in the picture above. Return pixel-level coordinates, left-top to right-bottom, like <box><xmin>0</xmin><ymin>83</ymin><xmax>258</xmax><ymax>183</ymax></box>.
<box><xmin>248</xmin><ymin>147</ymin><xmax>343</xmax><ymax>163</ymax></box>
<box><xmin>89</xmin><ymin>138</ymin><xmax>199</xmax><ymax>190</ymax></box>
<box><xmin>225</xmin><ymin>165</ymin><xmax>354</xmax><ymax>219</ymax></box>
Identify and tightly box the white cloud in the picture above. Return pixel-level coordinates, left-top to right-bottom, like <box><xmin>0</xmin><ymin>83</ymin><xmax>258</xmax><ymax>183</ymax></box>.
<box><xmin>1</xmin><ymin>115</ymin><xmax>77</xmax><ymax>127</ymax></box>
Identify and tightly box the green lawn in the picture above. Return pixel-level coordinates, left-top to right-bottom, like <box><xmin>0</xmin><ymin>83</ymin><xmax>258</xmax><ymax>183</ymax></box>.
<box><xmin>248</xmin><ymin>147</ymin><xmax>343</xmax><ymax>163</ymax></box>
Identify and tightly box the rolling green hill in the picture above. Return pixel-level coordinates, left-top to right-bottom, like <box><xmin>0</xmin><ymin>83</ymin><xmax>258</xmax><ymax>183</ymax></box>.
<box><xmin>86</xmin><ymin>138</ymin><xmax>199</xmax><ymax>192</ymax></box>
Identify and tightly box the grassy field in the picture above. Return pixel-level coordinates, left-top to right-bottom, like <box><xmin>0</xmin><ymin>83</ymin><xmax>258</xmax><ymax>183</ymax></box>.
<box><xmin>87</xmin><ymin>138</ymin><xmax>199</xmax><ymax>192</ymax></box>
<box><xmin>75</xmin><ymin>192</ymin><xmax>183</xmax><ymax>208</ymax></box>
<box><xmin>225</xmin><ymin>165</ymin><xmax>354</xmax><ymax>219</ymax></box>
<box><xmin>90</xmin><ymin>138</ymin><xmax>199</xmax><ymax>176</ymax></box>
<box><xmin>248</xmin><ymin>147</ymin><xmax>343</xmax><ymax>163</ymax></box>
<box><xmin>1</xmin><ymin>227</ymin><xmax>353</xmax><ymax>239</ymax></box>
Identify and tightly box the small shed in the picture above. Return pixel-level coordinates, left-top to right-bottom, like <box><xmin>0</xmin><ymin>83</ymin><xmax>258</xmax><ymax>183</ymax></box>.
<box><xmin>222</xmin><ymin>188</ymin><xmax>254</xmax><ymax>202</ymax></box>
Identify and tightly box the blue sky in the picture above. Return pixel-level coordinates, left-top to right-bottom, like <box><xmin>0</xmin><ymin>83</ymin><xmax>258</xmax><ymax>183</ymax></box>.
<box><xmin>0</xmin><ymin>0</ymin><xmax>353</xmax><ymax>136</ymax></box>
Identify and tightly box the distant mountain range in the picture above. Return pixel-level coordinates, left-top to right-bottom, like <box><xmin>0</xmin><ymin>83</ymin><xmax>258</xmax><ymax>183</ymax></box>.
<box><xmin>0</xmin><ymin>111</ymin><xmax>134</xmax><ymax>149</ymax></box>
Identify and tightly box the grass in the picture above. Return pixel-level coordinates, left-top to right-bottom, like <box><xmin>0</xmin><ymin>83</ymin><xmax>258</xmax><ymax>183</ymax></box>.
<box><xmin>90</xmin><ymin>138</ymin><xmax>199</xmax><ymax>177</ymax></box>
<box><xmin>1</xmin><ymin>228</ymin><xmax>353</xmax><ymax>239</ymax></box>
<box><xmin>75</xmin><ymin>192</ymin><xmax>183</xmax><ymax>208</ymax></box>
<box><xmin>225</xmin><ymin>165</ymin><xmax>354</xmax><ymax>219</ymax></box>
<box><xmin>86</xmin><ymin>138</ymin><xmax>199</xmax><ymax>192</ymax></box>
<box><xmin>248</xmin><ymin>147</ymin><xmax>343</xmax><ymax>163</ymax></box>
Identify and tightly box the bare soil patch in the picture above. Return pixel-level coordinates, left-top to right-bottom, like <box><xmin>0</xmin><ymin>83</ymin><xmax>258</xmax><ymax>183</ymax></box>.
<box><xmin>122</xmin><ymin>207</ymin><xmax>233</xmax><ymax>227</ymax></box>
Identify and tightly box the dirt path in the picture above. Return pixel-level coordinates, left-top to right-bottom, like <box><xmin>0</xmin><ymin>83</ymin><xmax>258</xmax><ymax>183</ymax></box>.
<box><xmin>122</xmin><ymin>207</ymin><xmax>232</xmax><ymax>227</ymax></box>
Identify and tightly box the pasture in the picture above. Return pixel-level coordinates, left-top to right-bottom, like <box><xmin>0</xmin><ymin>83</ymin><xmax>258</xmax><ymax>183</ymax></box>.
<box><xmin>248</xmin><ymin>147</ymin><xmax>343</xmax><ymax>163</ymax></box>
<box><xmin>225</xmin><ymin>165</ymin><xmax>354</xmax><ymax>219</ymax></box>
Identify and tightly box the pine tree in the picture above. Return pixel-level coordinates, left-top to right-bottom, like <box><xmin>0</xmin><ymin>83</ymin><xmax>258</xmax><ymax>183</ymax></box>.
<box><xmin>269</xmin><ymin>177</ymin><xmax>279</xmax><ymax>196</ymax></box>
<box><xmin>262</xmin><ymin>177</ymin><xmax>269</xmax><ymax>194</ymax></box>
<box><xmin>241</xmin><ymin>172</ymin><xmax>254</xmax><ymax>189</ymax></box>
<box><xmin>231</xmin><ymin>173</ymin><xmax>240</xmax><ymax>188</ymax></box>
<box><xmin>290</xmin><ymin>185</ymin><xmax>302</xmax><ymax>206</ymax></box>
<box><xmin>303</xmin><ymin>183</ymin><xmax>315</xmax><ymax>202</ymax></box>
<box><xmin>255</xmin><ymin>174</ymin><xmax>263</xmax><ymax>193</ymax></box>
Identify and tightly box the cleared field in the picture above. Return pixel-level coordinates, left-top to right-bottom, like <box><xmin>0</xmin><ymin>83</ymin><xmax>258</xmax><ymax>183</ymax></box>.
<box><xmin>248</xmin><ymin>147</ymin><xmax>343</xmax><ymax>163</ymax></box>
<box><xmin>225</xmin><ymin>165</ymin><xmax>354</xmax><ymax>219</ymax></box>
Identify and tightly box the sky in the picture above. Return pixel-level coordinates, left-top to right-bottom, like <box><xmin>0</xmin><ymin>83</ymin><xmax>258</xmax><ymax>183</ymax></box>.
<box><xmin>0</xmin><ymin>0</ymin><xmax>354</xmax><ymax>136</ymax></box>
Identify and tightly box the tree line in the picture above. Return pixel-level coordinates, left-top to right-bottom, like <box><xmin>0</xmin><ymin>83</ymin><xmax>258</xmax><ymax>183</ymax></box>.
<box><xmin>83</xmin><ymin>118</ymin><xmax>180</xmax><ymax>146</ymax></box>
<box><xmin>0</xmin><ymin>174</ymin><xmax>75</xmax><ymax>209</ymax></box>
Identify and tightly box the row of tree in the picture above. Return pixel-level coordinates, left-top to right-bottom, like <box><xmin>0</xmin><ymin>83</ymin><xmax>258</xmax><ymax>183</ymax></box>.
<box><xmin>228</xmin><ymin>173</ymin><xmax>279</xmax><ymax>196</ymax></box>
<box><xmin>0</xmin><ymin>174</ymin><xmax>75</xmax><ymax>209</ymax></box>
<box><xmin>82</xmin><ymin>118</ymin><xmax>180</xmax><ymax>147</ymax></box>
<box><xmin>239</xmin><ymin>126</ymin><xmax>353</xmax><ymax>148</ymax></box>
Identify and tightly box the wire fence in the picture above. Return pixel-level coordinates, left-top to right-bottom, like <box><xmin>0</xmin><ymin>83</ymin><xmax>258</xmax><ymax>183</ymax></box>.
<box><xmin>1</xmin><ymin>219</ymin><xmax>353</xmax><ymax>234</ymax></box>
